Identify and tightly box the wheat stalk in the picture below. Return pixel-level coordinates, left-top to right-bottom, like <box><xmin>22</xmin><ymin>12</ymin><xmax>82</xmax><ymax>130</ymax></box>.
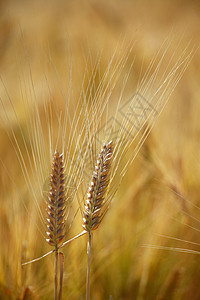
<box><xmin>46</xmin><ymin>150</ymin><xmax>66</xmax><ymax>300</ymax></box>
<box><xmin>83</xmin><ymin>140</ymin><xmax>113</xmax><ymax>300</ymax></box>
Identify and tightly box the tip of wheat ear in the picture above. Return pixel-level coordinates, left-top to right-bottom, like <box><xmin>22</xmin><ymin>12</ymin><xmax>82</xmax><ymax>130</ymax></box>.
<box><xmin>46</xmin><ymin>151</ymin><xmax>66</xmax><ymax>247</ymax></box>
<box><xmin>83</xmin><ymin>140</ymin><xmax>113</xmax><ymax>232</ymax></box>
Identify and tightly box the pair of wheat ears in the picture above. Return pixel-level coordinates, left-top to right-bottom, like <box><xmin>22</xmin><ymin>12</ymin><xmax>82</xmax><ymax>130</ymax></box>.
<box><xmin>2</xmin><ymin>38</ymin><xmax>194</xmax><ymax>299</ymax></box>
<box><xmin>45</xmin><ymin>141</ymin><xmax>113</xmax><ymax>300</ymax></box>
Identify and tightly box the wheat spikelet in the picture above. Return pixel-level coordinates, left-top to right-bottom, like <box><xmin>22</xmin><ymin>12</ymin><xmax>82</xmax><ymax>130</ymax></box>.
<box><xmin>83</xmin><ymin>140</ymin><xmax>113</xmax><ymax>233</ymax></box>
<box><xmin>46</xmin><ymin>151</ymin><xmax>66</xmax><ymax>248</ymax></box>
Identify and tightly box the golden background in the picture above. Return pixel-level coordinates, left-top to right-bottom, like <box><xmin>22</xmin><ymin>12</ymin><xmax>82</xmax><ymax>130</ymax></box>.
<box><xmin>0</xmin><ymin>0</ymin><xmax>200</xmax><ymax>299</ymax></box>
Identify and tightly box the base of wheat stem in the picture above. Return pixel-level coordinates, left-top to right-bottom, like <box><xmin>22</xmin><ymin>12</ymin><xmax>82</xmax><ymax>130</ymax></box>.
<box><xmin>86</xmin><ymin>232</ymin><xmax>93</xmax><ymax>300</ymax></box>
<box><xmin>59</xmin><ymin>252</ymin><xmax>64</xmax><ymax>299</ymax></box>
<box><xmin>55</xmin><ymin>249</ymin><xmax>58</xmax><ymax>300</ymax></box>
<box><xmin>54</xmin><ymin>248</ymin><xmax>64</xmax><ymax>300</ymax></box>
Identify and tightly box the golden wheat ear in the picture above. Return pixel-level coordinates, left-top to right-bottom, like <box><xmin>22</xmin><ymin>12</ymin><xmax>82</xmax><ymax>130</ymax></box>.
<box><xmin>22</xmin><ymin>146</ymin><xmax>87</xmax><ymax>265</ymax></box>
<box><xmin>46</xmin><ymin>151</ymin><xmax>66</xmax><ymax>248</ymax></box>
<box><xmin>83</xmin><ymin>140</ymin><xmax>113</xmax><ymax>233</ymax></box>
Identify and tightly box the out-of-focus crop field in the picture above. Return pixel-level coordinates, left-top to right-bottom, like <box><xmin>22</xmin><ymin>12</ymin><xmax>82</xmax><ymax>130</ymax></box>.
<box><xmin>1</xmin><ymin>0</ymin><xmax>200</xmax><ymax>299</ymax></box>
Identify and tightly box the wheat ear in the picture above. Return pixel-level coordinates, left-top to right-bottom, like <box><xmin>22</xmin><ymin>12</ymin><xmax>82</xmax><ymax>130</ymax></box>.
<box><xmin>83</xmin><ymin>140</ymin><xmax>113</xmax><ymax>300</ymax></box>
<box><xmin>46</xmin><ymin>151</ymin><xmax>66</xmax><ymax>300</ymax></box>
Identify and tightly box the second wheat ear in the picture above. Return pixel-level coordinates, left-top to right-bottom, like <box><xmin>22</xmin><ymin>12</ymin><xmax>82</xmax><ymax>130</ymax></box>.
<box><xmin>83</xmin><ymin>140</ymin><xmax>113</xmax><ymax>232</ymax></box>
<box><xmin>46</xmin><ymin>151</ymin><xmax>66</xmax><ymax>300</ymax></box>
<box><xmin>83</xmin><ymin>140</ymin><xmax>113</xmax><ymax>300</ymax></box>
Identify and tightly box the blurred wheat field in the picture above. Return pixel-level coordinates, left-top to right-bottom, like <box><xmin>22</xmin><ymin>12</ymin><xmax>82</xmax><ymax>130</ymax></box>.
<box><xmin>1</xmin><ymin>0</ymin><xmax>200</xmax><ymax>299</ymax></box>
